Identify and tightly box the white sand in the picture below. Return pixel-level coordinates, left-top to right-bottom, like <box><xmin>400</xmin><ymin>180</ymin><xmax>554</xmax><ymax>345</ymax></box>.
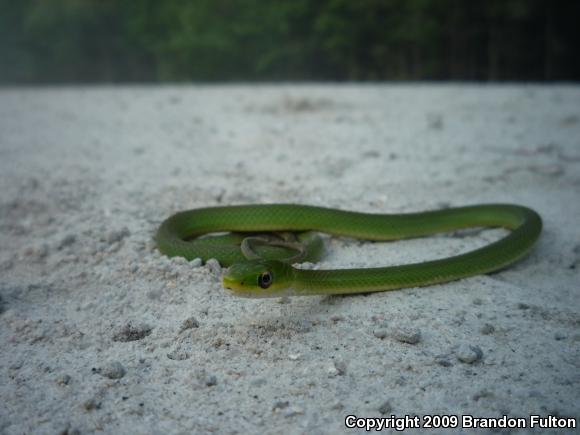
<box><xmin>1</xmin><ymin>84</ymin><xmax>579</xmax><ymax>434</ymax></box>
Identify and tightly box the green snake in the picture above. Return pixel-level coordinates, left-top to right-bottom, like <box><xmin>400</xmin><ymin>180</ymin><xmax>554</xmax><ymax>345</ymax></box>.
<box><xmin>155</xmin><ymin>204</ymin><xmax>542</xmax><ymax>298</ymax></box>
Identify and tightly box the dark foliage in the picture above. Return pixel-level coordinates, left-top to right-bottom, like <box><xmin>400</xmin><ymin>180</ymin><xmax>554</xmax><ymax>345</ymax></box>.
<box><xmin>1</xmin><ymin>0</ymin><xmax>578</xmax><ymax>83</ymax></box>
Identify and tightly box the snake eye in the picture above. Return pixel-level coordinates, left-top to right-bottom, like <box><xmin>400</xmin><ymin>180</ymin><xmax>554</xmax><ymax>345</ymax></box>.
<box><xmin>258</xmin><ymin>272</ymin><xmax>273</xmax><ymax>289</ymax></box>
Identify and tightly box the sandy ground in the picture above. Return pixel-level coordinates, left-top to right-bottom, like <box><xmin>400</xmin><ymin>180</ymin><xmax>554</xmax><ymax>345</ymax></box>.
<box><xmin>0</xmin><ymin>84</ymin><xmax>579</xmax><ymax>435</ymax></box>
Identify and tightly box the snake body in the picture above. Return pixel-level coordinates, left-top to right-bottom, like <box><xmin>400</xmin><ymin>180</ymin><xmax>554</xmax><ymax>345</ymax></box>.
<box><xmin>156</xmin><ymin>204</ymin><xmax>542</xmax><ymax>297</ymax></box>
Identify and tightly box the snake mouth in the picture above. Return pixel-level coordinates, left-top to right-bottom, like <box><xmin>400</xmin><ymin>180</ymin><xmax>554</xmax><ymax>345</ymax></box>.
<box><xmin>222</xmin><ymin>276</ymin><xmax>258</xmax><ymax>297</ymax></box>
<box><xmin>222</xmin><ymin>276</ymin><xmax>243</xmax><ymax>291</ymax></box>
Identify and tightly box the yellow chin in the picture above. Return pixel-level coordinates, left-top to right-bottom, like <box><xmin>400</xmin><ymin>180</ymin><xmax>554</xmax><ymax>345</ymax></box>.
<box><xmin>222</xmin><ymin>277</ymin><xmax>294</xmax><ymax>298</ymax></box>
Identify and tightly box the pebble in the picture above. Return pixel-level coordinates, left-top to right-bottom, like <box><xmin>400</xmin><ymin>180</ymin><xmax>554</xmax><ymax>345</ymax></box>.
<box><xmin>334</xmin><ymin>360</ymin><xmax>347</xmax><ymax>375</ymax></box>
<box><xmin>480</xmin><ymin>323</ymin><xmax>495</xmax><ymax>335</ymax></box>
<box><xmin>554</xmin><ymin>332</ymin><xmax>567</xmax><ymax>341</ymax></box>
<box><xmin>193</xmin><ymin>369</ymin><xmax>218</xmax><ymax>387</ymax></box>
<box><xmin>0</xmin><ymin>259</ymin><xmax>14</xmax><ymax>271</ymax></box>
<box><xmin>273</xmin><ymin>400</ymin><xmax>289</xmax><ymax>411</ymax></box>
<box><xmin>391</xmin><ymin>327</ymin><xmax>421</xmax><ymax>344</ymax></box>
<box><xmin>363</xmin><ymin>150</ymin><xmax>380</xmax><ymax>158</ymax></box>
<box><xmin>83</xmin><ymin>398</ymin><xmax>101</xmax><ymax>411</ymax></box>
<box><xmin>456</xmin><ymin>344</ymin><xmax>483</xmax><ymax>364</ymax></box>
<box><xmin>56</xmin><ymin>374</ymin><xmax>72</xmax><ymax>385</ymax></box>
<box><xmin>529</xmin><ymin>164</ymin><xmax>564</xmax><ymax>177</ymax></box>
<box><xmin>190</xmin><ymin>258</ymin><xmax>203</xmax><ymax>268</ymax></box>
<box><xmin>205</xmin><ymin>258</ymin><xmax>221</xmax><ymax>275</ymax></box>
<box><xmin>205</xmin><ymin>374</ymin><xmax>218</xmax><ymax>387</ymax></box>
<box><xmin>331</xmin><ymin>401</ymin><xmax>344</xmax><ymax>410</ymax></box>
<box><xmin>61</xmin><ymin>425</ymin><xmax>81</xmax><ymax>435</ymax></box>
<box><xmin>171</xmin><ymin>256</ymin><xmax>188</xmax><ymax>265</ymax></box>
<box><xmin>105</xmin><ymin>227</ymin><xmax>130</xmax><ymax>244</ymax></box>
<box><xmin>250</xmin><ymin>378</ymin><xmax>267</xmax><ymax>387</ymax></box>
<box><xmin>284</xmin><ymin>406</ymin><xmax>304</xmax><ymax>418</ymax></box>
<box><xmin>378</xmin><ymin>400</ymin><xmax>392</xmax><ymax>415</ymax></box>
<box><xmin>166</xmin><ymin>349</ymin><xmax>190</xmax><ymax>361</ymax></box>
<box><xmin>59</xmin><ymin>234</ymin><xmax>76</xmax><ymax>248</ymax></box>
<box><xmin>327</xmin><ymin>360</ymin><xmax>347</xmax><ymax>376</ymax></box>
<box><xmin>180</xmin><ymin>316</ymin><xmax>200</xmax><ymax>332</ymax></box>
<box><xmin>98</xmin><ymin>361</ymin><xmax>126</xmax><ymax>379</ymax></box>
<box><xmin>373</xmin><ymin>328</ymin><xmax>388</xmax><ymax>339</ymax></box>
<box><xmin>297</xmin><ymin>262</ymin><xmax>316</xmax><ymax>270</ymax></box>
<box><xmin>435</xmin><ymin>357</ymin><xmax>453</xmax><ymax>367</ymax></box>
<box><xmin>22</xmin><ymin>243</ymin><xmax>49</xmax><ymax>260</ymax></box>
<box><xmin>427</xmin><ymin>113</ymin><xmax>444</xmax><ymax>130</ymax></box>
<box><xmin>112</xmin><ymin>322</ymin><xmax>152</xmax><ymax>342</ymax></box>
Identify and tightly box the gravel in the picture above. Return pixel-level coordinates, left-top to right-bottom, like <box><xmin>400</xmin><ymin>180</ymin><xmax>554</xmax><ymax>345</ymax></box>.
<box><xmin>1</xmin><ymin>84</ymin><xmax>579</xmax><ymax>434</ymax></box>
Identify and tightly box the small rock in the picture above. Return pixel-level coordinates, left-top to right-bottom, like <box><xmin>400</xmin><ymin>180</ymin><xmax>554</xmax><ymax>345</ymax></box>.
<box><xmin>250</xmin><ymin>378</ymin><xmax>267</xmax><ymax>387</ymax></box>
<box><xmin>56</xmin><ymin>374</ymin><xmax>72</xmax><ymax>385</ymax></box>
<box><xmin>180</xmin><ymin>316</ymin><xmax>200</xmax><ymax>332</ymax></box>
<box><xmin>83</xmin><ymin>398</ymin><xmax>101</xmax><ymax>411</ymax></box>
<box><xmin>112</xmin><ymin>322</ymin><xmax>152</xmax><ymax>342</ymax></box>
<box><xmin>298</xmin><ymin>262</ymin><xmax>316</xmax><ymax>270</ymax></box>
<box><xmin>480</xmin><ymin>323</ymin><xmax>495</xmax><ymax>335</ymax></box>
<box><xmin>146</xmin><ymin>289</ymin><xmax>162</xmax><ymax>300</ymax></box>
<box><xmin>363</xmin><ymin>150</ymin><xmax>380</xmax><ymax>158</ymax></box>
<box><xmin>284</xmin><ymin>406</ymin><xmax>304</xmax><ymax>418</ymax></box>
<box><xmin>427</xmin><ymin>113</ymin><xmax>444</xmax><ymax>130</ymax></box>
<box><xmin>105</xmin><ymin>227</ymin><xmax>130</xmax><ymax>244</ymax></box>
<box><xmin>378</xmin><ymin>400</ymin><xmax>392</xmax><ymax>415</ymax></box>
<box><xmin>328</xmin><ymin>360</ymin><xmax>347</xmax><ymax>377</ymax></box>
<box><xmin>1</xmin><ymin>259</ymin><xmax>14</xmax><ymax>272</ymax></box>
<box><xmin>23</xmin><ymin>243</ymin><xmax>49</xmax><ymax>260</ymax></box>
<box><xmin>205</xmin><ymin>258</ymin><xmax>221</xmax><ymax>275</ymax></box>
<box><xmin>273</xmin><ymin>401</ymin><xmax>289</xmax><ymax>411</ymax></box>
<box><xmin>472</xmin><ymin>390</ymin><xmax>494</xmax><ymax>402</ymax></box>
<box><xmin>9</xmin><ymin>360</ymin><xmax>23</xmax><ymax>370</ymax></box>
<box><xmin>334</xmin><ymin>360</ymin><xmax>347</xmax><ymax>375</ymax></box>
<box><xmin>98</xmin><ymin>361</ymin><xmax>126</xmax><ymax>379</ymax></box>
<box><xmin>373</xmin><ymin>328</ymin><xmax>388</xmax><ymax>339</ymax></box>
<box><xmin>435</xmin><ymin>357</ymin><xmax>453</xmax><ymax>367</ymax></box>
<box><xmin>561</xmin><ymin>115</ymin><xmax>579</xmax><ymax>126</ymax></box>
<box><xmin>171</xmin><ymin>256</ymin><xmax>188</xmax><ymax>265</ymax></box>
<box><xmin>205</xmin><ymin>374</ymin><xmax>217</xmax><ymax>386</ymax></box>
<box><xmin>529</xmin><ymin>164</ymin><xmax>564</xmax><ymax>177</ymax></box>
<box><xmin>167</xmin><ymin>349</ymin><xmax>190</xmax><ymax>361</ymax></box>
<box><xmin>193</xmin><ymin>369</ymin><xmax>217</xmax><ymax>387</ymax></box>
<box><xmin>392</xmin><ymin>327</ymin><xmax>421</xmax><ymax>344</ymax></box>
<box><xmin>190</xmin><ymin>258</ymin><xmax>203</xmax><ymax>268</ymax></box>
<box><xmin>61</xmin><ymin>426</ymin><xmax>81</xmax><ymax>435</ymax></box>
<box><xmin>456</xmin><ymin>344</ymin><xmax>483</xmax><ymax>364</ymax></box>
<box><xmin>59</xmin><ymin>234</ymin><xmax>76</xmax><ymax>248</ymax></box>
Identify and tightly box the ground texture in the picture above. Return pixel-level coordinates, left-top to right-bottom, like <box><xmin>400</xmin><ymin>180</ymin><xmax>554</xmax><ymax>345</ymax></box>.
<box><xmin>1</xmin><ymin>85</ymin><xmax>579</xmax><ymax>434</ymax></box>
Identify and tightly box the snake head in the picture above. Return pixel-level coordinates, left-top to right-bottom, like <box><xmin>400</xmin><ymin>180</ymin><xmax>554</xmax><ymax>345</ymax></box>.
<box><xmin>223</xmin><ymin>259</ymin><xmax>294</xmax><ymax>298</ymax></box>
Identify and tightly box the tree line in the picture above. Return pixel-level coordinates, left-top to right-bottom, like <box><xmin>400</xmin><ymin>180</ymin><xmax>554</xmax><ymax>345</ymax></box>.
<box><xmin>1</xmin><ymin>0</ymin><xmax>578</xmax><ymax>83</ymax></box>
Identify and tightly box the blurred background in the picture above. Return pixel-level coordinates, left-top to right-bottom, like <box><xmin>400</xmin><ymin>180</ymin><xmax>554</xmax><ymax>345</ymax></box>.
<box><xmin>1</xmin><ymin>0</ymin><xmax>579</xmax><ymax>84</ymax></box>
